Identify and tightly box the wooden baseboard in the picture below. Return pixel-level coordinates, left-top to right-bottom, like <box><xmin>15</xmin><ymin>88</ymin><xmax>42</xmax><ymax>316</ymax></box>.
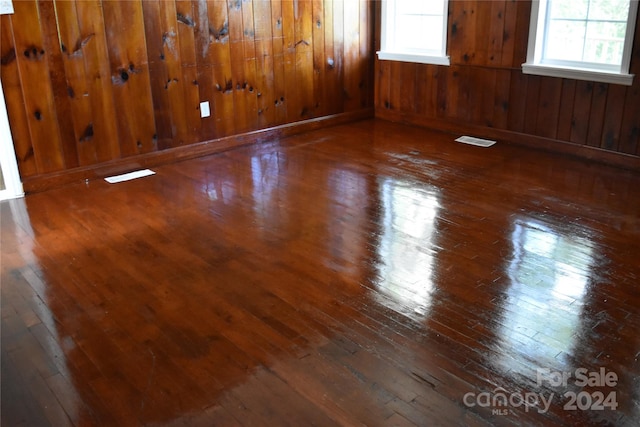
<box><xmin>376</xmin><ymin>109</ymin><xmax>640</xmax><ymax>171</ymax></box>
<box><xmin>22</xmin><ymin>109</ymin><xmax>374</xmax><ymax>193</ymax></box>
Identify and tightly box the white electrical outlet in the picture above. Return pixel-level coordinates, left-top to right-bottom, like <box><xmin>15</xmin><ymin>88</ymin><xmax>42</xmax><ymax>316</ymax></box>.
<box><xmin>199</xmin><ymin>101</ymin><xmax>210</xmax><ymax>118</ymax></box>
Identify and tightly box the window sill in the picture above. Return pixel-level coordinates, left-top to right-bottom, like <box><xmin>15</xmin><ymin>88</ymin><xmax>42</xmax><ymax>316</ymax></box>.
<box><xmin>522</xmin><ymin>63</ymin><xmax>634</xmax><ymax>86</ymax></box>
<box><xmin>377</xmin><ymin>51</ymin><xmax>450</xmax><ymax>66</ymax></box>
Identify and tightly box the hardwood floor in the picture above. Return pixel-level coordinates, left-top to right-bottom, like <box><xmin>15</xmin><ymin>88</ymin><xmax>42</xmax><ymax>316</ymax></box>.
<box><xmin>2</xmin><ymin>119</ymin><xmax>639</xmax><ymax>426</ymax></box>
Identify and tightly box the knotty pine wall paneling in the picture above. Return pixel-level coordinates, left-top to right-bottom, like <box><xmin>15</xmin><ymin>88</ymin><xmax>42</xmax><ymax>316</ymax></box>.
<box><xmin>5</xmin><ymin>1</ymin><xmax>67</xmax><ymax>174</ymax></box>
<box><xmin>1</xmin><ymin>15</ymin><xmax>36</xmax><ymax>178</ymax></box>
<box><xmin>1</xmin><ymin>0</ymin><xmax>374</xmax><ymax>190</ymax></box>
<box><xmin>375</xmin><ymin>0</ymin><xmax>640</xmax><ymax>166</ymax></box>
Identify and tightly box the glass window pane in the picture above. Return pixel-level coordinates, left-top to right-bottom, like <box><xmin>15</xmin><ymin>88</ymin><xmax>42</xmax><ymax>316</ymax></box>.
<box><xmin>588</xmin><ymin>0</ymin><xmax>629</xmax><ymax>21</ymax></box>
<box><xmin>584</xmin><ymin>21</ymin><xmax>626</xmax><ymax>64</ymax></box>
<box><xmin>549</xmin><ymin>0</ymin><xmax>589</xmax><ymax>20</ymax></box>
<box><xmin>396</xmin><ymin>0</ymin><xmax>443</xmax><ymax>17</ymax></box>
<box><xmin>421</xmin><ymin>16</ymin><xmax>444</xmax><ymax>51</ymax></box>
<box><xmin>545</xmin><ymin>20</ymin><xmax>586</xmax><ymax>61</ymax></box>
<box><xmin>395</xmin><ymin>15</ymin><xmax>425</xmax><ymax>50</ymax></box>
<box><xmin>395</xmin><ymin>15</ymin><xmax>443</xmax><ymax>52</ymax></box>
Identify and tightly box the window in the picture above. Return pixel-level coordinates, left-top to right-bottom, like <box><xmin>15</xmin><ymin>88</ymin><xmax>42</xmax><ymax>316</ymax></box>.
<box><xmin>523</xmin><ymin>0</ymin><xmax>638</xmax><ymax>85</ymax></box>
<box><xmin>377</xmin><ymin>0</ymin><xmax>450</xmax><ymax>66</ymax></box>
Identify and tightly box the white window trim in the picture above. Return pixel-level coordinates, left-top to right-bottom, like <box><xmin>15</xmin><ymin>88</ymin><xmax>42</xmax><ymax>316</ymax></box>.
<box><xmin>522</xmin><ymin>0</ymin><xmax>638</xmax><ymax>86</ymax></box>
<box><xmin>377</xmin><ymin>0</ymin><xmax>451</xmax><ymax>66</ymax></box>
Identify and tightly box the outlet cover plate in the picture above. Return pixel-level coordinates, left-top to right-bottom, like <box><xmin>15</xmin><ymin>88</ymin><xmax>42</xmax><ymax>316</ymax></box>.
<box><xmin>200</xmin><ymin>101</ymin><xmax>210</xmax><ymax>118</ymax></box>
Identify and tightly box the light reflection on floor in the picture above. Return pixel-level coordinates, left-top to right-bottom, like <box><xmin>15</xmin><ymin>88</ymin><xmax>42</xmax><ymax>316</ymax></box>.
<box><xmin>496</xmin><ymin>218</ymin><xmax>595</xmax><ymax>374</ymax></box>
<box><xmin>373</xmin><ymin>178</ymin><xmax>441</xmax><ymax>317</ymax></box>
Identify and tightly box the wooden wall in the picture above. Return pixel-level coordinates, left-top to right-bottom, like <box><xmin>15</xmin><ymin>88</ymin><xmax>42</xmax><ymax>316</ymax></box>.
<box><xmin>375</xmin><ymin>0</ymin><xmax>640</xmax><ymax>164</ymax></box>
<box><xmin>1</xmin><ymin>0</ymin><xmax>373</xmax><ymax>185</ymax></box>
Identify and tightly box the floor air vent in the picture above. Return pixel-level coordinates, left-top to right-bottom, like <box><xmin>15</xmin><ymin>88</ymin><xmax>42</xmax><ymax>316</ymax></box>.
<box><xmin>455</xmin><ymin>136</ymin><xmax>497</xmax><ymax>148</ymax></box>
<box><xmin>104</xmin><ymin>169</ymin><xmax>156</xmax><ymax>184</ymax></box>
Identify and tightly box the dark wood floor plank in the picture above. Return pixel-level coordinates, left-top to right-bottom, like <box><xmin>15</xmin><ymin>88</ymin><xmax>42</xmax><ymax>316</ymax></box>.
<box><xmin>2</xmin><ymin>119</ymin><xmax>639</xmax><ymax>426</ymax></box>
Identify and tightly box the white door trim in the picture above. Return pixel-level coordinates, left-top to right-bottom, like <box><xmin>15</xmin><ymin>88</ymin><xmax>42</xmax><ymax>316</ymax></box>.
<box><xmin>0</xmin><ymin>79</ymin><xmax>24</xmax><ymax>200</ymax></box>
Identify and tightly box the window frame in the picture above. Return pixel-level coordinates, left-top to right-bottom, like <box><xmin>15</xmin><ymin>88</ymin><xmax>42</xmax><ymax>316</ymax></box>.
<box><xmin>522</xmin><ymin>0</ymin><xmax>638</xmax><ymax>86</ymax></box>
<box><xmin>377</xmin><ymin>0</ymin><xmax>451</xmax><ymax>66</ymax></box>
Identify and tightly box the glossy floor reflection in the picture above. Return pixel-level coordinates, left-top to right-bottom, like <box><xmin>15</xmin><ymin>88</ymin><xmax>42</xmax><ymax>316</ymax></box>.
<box><xmin>2</xmin><ymin>119</ymin><xmax>639</xmax><ymax>426</ymax></box>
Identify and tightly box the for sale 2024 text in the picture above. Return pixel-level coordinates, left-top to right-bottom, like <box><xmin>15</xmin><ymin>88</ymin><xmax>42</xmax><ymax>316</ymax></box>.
<box><xmin>537</xmin><ymin>367</ymin><xmax>618</xmax><ymax>411</ymax></box>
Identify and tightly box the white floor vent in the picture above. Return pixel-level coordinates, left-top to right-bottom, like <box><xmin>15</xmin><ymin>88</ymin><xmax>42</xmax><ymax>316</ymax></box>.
<box><xmin>455</xmin><ymin>136</ymin><xmax>497</xmax><ymax>148</ymax></box>
<box><xmin>104</xmin><ymin>169</ymin><xmax>156</xmax><ymax>184</ymax></box>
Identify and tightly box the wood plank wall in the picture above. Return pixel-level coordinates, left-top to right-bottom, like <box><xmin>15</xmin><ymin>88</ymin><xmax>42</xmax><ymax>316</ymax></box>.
<box><xmin>0</xmin><ymin>0</ymin><xmax>373</xmax><ymax>182</ymax></box>
<box><xmin>375</xmin><ymin>0</ymin><xmax>640</xmax><ymax>163</ymax></box>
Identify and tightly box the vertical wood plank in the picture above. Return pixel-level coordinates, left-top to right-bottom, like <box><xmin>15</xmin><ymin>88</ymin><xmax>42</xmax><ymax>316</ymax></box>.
<box><xmin>459</xmin><ymin>1</ymin><xmax>478</xmax><ymax>65</ymax></box>
<box><xmin>52</xmin><ymin>0</ymin><xmax>96</xmax><ymax>166</ymax></box>
<box><xmin>456</xmin><ymin>66</ymin><xmax>471</xmax><ymax>121</ymax></box>
<box><xmin>480</xmin><ymin>68</ymin><xmax>497</xmax><ymax>127</ymax></box>
<box><xmin>228</xmin><ymin>0</ymin><xmax>250</xmax><ymax>132</ymax></box>
<box><xmin>435</xmin><ymin>66</ymin><xmax>449</xmax><ymax>118</ymax></box>
<box><xmin>493</xmin><ymin>69</ymin><xmax>511</xmax><ymax>129</ymax></box>
<box><xmin>570</xmin><ymin>81</ymin><xmax>593</xmax><ymax>145</ymax></box>
<box><xmin>342</xmin><ymin>0</ymin><xmax>359</xmax><ymax>111</ymax></box>
<box><xmin>629</xmin><ymin>11</ymin><xmax>640</xmax><ymax>155</ymax></box>
<box><xmin>360</xmin><ymin>0</ymin><xmax>373</xmax><ymax>108</ymax></box>
<box><xmin>600</xmin><ymin>85</ymin><xmax>626</xmax><ymax>151</ymax></box>
<box><xmin>398</xmin><ymin>63</ymin><xmax>416</xmax><ymax>113</ymax></box>
<box><xmin>511</xmin><ymin>0</ymin><xmax>531</xmax><ymax>68</ymax></box>
<box><xmin>294</xmin><ymin>0</ymin><xmax>314</xmax><ymax>118</ymax></box>
<box><xmin>242</xmin><ymin>0</ymin><xmax>256</xmax><ymax>61</ymax></box>
<box><xmin>254</xmin><ymin>0</ymin><xmax>276</xmax><ymax>128</ymax></box>
<box><xmin>414</xmin><ymin>64</ymin><xmax>430</xmax><ymax>116</ymax></box>
<box><xmin>75</xmin><ymin>0</ymin><xmax>121</xmax><ymax>163</ymax></box>
<box><xmin>323</xmin><ymin>0</ymin><xmax>339</xmax><ymax>115</ymax></box>
<box><xmin>618</xmin><ymin>85</ymin><xmax>640</xmax><ymax>155</ymax></box>
<box><xmin>10</xmin><ymin>0</ymin><xmax>65</xmax><ymax>173</ymax></box>
<box><xmin>447</xmin><ymin>0</ymin><xmax>463</xmax><ymax>64</ymax></box>
<box><xmin>473</xmin><ymin>1</ymin><xmax>491</xmax><ymax>66</ymax></box>
<box><xmin>322</xmin><ymin>0</ymin><xmax>335</xmax><ymax>115</ymax></box>
<box><xmin>500</xmin><ymin>0</ymin><xmax>518</xmax><ymax>68</ymax></box>
<box><xmin>176</xmin><ymin>0</ymin><xmax>202</xmax><ymax>142</ymax></box>
<box><xmin>242</xmin><ymin>56</ymin><xmax>260</xmax><ymax>130</ymax></box>
<box><xmin>225</xmin><ymin>0</ymin><xmax>256</xmax><ymax>133</ymax></box>
<box><xmin>556</xmin><ymin>79</ymin><xmax>576</xmax><ymax>142</ymax></box>
<box><xmin>388</xmin><ymin>61</ymin><xmax>402</xmax><ymax>112</ymax></box>
<box><xmin>523</xmin><ymin>75</ymin><xmax>540</xmax><ymax>135</ymax></box>
<box><xmin>506</xmin><ymin>70</ymin><xmax>528</xmax><ymax>132</ymax></box>
<box><xmin>142</xmin><ymin>0</ymin><xmax>175</xmax><ymax>149</ymax></box>
<box><xmin>1</xmin><ymin>15</ymin><xmax>37</xmax><ymax>177</ymax></box>
<box><xmin>376</xmin><ymin>60</ymin><xmax>390</xmax><ymax>111</ymax></box>
<box><xmin>312</xmin><ymin>0</ymin><xmax>325</xmax><ymax>116</ymax></box>
<box><xmin>102</xmin><ymin>0</ymin><xmax>157</xmax><ymax>156</ymax></box>
<box><xmin>535</xmin><ymin>77</ymin><xmax>562</xmax><ymax>139</ymax></box>
<box><xmin>330</xmin><ymin>0</ymin><xmax>344</xmax><ymax>114</ymax></box>
<box><xmin>240</xmin><ymin>0</ymin><xmax>259</xmax><ymax>130</ymax></box>
<box><xmin>488</xmin><ymin>0</ymin><xmax>506</xmax><ymax>67</ymax></box>
<box><xmin>425</xmin><ymin>66</ymin><xmax>440</xmax><ymax>118</ymax></box>
<box><xmin>38</xmin><ymin>0</ymin><xmax>79</xmax><ymax>169</ymax></box>
<box><xmin>145</xmin><ymin>0</ymin><xmax>193</xmax><ymax>148</ymax></box>
<box><xmin>193</xmin><ymin>0</ymin><xmax>217</xmax><ymax>141</ymax></box>
<box><xmin>281</xmin><ymin>0</ymin><xmax>297</xmax><ymax>121</ymax></box>
<box><xmin>446</xmin><ymin>66</ymin><xmax>463</xmax><ymax>120</ymax></box>
<box><xmin>193</xmin><ymin>0</ymin><xmax>211</xmax><ymax>65</ymax></box>
<box><xmin>208</xmin><ymin>0</ymin><xmax>236</xmax><ymax>137</ymax></box>
<box><xmin>586</xmin><ymin>83</ymin><xmax>608</xmax><ymax>147</ymax></box>
<box><xmin>271</xmin><ymin>0</ymin><xmax>288</xmax><ymax>124</ymax></box>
